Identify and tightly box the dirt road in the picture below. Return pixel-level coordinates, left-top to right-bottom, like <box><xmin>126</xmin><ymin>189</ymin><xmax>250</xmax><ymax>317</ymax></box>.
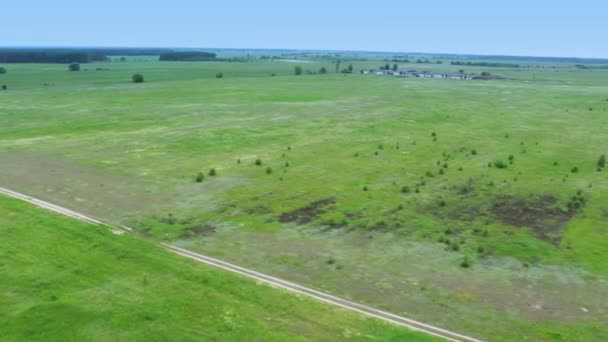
<box><xmin>0</xmin><ymin>186</ymin><xmax>484</xmax><ymax>342</ymax></box>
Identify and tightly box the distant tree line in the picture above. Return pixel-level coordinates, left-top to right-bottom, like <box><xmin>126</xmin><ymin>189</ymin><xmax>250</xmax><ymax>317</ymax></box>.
<box><xmin>451</xmin><ymin>61</ymin><xmax>521</xmax><ymax>68</ymax></box>
<box><xmin>159</xmin><ymin>52</ymin><xmax>217</xmax><ymax>61</ymax></box>
<box><xmin>0</xmin><ymin>50</ymin><xmax>107</xmax><ymax>63</ymax></box>
<box><xmin>574</xmin><ymin>64</ymin><xmax>608</xmax><ymax>70</ymax></box>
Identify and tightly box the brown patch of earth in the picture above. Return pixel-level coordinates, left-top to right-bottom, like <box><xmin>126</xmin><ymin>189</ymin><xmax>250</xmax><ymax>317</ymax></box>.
<box><xmin>491</xmin><ymin>195</ymin><xmax>576</xmax><ymax>245</ymax></box>
<box><xmin>185</xmin><ymin>223</ymin><xmax>216</xmax><ymax>237</ymax></box>
<box><xmin>279</xmin><ymin>197</ymin><xmax>335</xmax><ymax>224</ymax></box>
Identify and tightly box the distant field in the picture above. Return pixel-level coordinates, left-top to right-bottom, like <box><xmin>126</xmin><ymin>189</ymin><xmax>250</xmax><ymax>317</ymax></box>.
<box><xmin>1</xmin><ymin>57</ymin><xmax>607</xmax><ymax>341</ymax></box>
<box><xmin>0</xmin><ymin>195</ymin><xmax>436</xmax><ymax>341</ymax></box>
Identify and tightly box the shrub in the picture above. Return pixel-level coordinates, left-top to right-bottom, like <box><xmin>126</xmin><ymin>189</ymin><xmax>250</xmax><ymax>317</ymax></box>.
<box><xmin>326</xmin><ymin>257</ymin><xmax>336</xmax><ymax>265</ymax></box>
<box><xmin>294</xmin><ymin>66</ymin><xmax>303</xmax><ymax>75</ymax></box>
<box><xmin>1</xmin><ymin>85</ymin><xmax>6</xmax><ymax>90</ymax></box>
<box><xmin>401</xmin><ymin>186</ymin><xmax>410</xmax><ymax>193</ymax></box>
<box><xmin>208</xmin><ymin>168</ymin><xmax>216</xmax><ymax>176</ymax></box>
<box><xmin>471</xmin><ymin>149</ymin><xmax>477</xmax><ymax>155</ymax></box>
<box><xmin>266</xmin><ymin>167</ymin><xmax>272</xmax><ymax>174</ymax></box>
<box><xmin>362</xmin><ymin>186</ymin><xmax>368</xmax><ymax>191</ymax></box>
<box><xmin>0</xmin><ymin>67</ymin><xmax>6</xmax><ymax>74</ymax></box>
<box><xmin>451</xmin><ymin>243</ymin><xmax>460</xmax><ymax>251</ymax></box>
<box><xmin>397</xmin><ymin>204</ymin><xmax>404</xmax><ymax>210</ymax></box>
<box><xmin>132</xmin><ymin>73</ymin><xmax>144</xmax><ymax>83</ymax></box>
<box><xmin>598</xmin><ymin>154</ymin><xmax>606</xmax><ymax>170</ymax></box>
<box><xmin>255</xmin><ymin>158</ymin><xmax>262</xmax><ymax>166</ymax></box>
<box><xmin>237</xmin><ymin>159</ymin><xmax>241</xmax><ymax>164</ymax></box>
<box><xmin>195</xmin><ymin>172</ymin><xmax>205</xmax><ymax>183</ymax></box>
<box><xmin>508</xmin><ymin>155</ymin><xmax>514</xmax><ymax>163</ymax></box>
<box><xmin>460</xmin><ymin>256</ymin><xmax>471</xmax><ymax>268</ymax></box>
<box><xmin>68</xmin><ymin>62</ymin><xmax>80</xmax><ymax>71</ymax></box>
<box><xmin>425</xmin><ymin>170</ymin><xmax>434</xmax><ymax>178</ymax></box>
<box><xmin>285</xmin><ymin>161</ymin><xmax>289</xmax><ymax>167</ymax></box>
<box><xmin>571</xmin><ymin>166</ymin><xmax>579</xmax><ymax>173</ymax></box>
<box><xmin>319</xmin><ymin>67</ymin><xmax>327</xmax><ymax>74</ymax></box>
<box><xmin>494</xmin><ymin>160</ymin><xmax>508</xmax><ymax>169</ymax></box>
<box><xmin>216</xmin><ymin>72</ymin><xmax>223</xmax><ymax>78</ymax></box>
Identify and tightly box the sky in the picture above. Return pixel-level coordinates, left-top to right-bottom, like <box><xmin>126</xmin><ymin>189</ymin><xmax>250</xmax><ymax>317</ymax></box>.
<box><xmin>4</xmin><ymin>0</ymin><xmax>607</xmax><ymax>58</ymax></box>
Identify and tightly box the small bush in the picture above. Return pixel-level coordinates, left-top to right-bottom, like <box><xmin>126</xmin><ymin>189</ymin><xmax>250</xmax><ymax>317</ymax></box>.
<box><xmin>237</xmin><ymin>159</ymin><xmax>241</xmax><ymax>164</ymax></box>
<box><xmin>362</xmin><ymin>186</ymin><xmax>368</xmax><ymax>191</ymax></box>
<box><xmin>132</xmin><ymin>73</ymin><xmax>144</xmax><ymax>83</ymax></box>
<box><xmin>451</xmin><ymin>243</ymin><xmax>460</xmax><ymax>251</ymax></box>
<box><xmin>216</xmin><ymin>72</ymin><xmax>223</xmax><ymax>78</ymax></box>
<box><xmin>0</xmin><ymin>67</ymin><xmax>6</xmax><ymax>74</ymax></box>
<box><xmin>326</xmin><ymin>257</ymin><xmax>336</xmax><ymax>265</ymax></box>
<box><xmin>571</xmin><ymin>166</ymin><xmax>579</xmax><ymax>173</ymax></box>
<box><xmin>471</xmin><ymin>149</ymin><xmax>477</xmax><ymax>155</ymax></box>
<box><xmin>266</xmin><ymin>167</ymin><xmax>273</xmax><ymax>174</ymax></box>
<box><xmin>598</xmin><ymin>154</ymin><xmax>606</xmax><ymax>170</ymax></box>
<box><xmin>195</xmin><ymin>172</ymin><xmax>205</xmax><ymax>183</ymax></box>
<box><xmin>401</xmin><ymin>186</ymin><xmax>410</xmax><ymax>193</ymax></box>
<box><xmin>1</xmin><ymin>85</ymin><xmax>6</xmax><ymax>90</ymax></box>
<box><xmin>397</xmin><ymin>204</ymin><xmax>404</xmax><ymax>210</ymax></box>
<box><xmin>460</xmin><ymin>256</ymin><xmax>472</xmax><ymax>268</ymax></box>
<box><xmin>494</xmin><ymin>160</ymin><xmax>508</xmax><ymax>169</ymax></box>
<box><xmin>68</xmin><ymin>62</ymin><xmax>80</xmax><ymax>71</ymax></box>
<box><xmin>425</xmin><ymin>170</ymin><xmax>434</xmax><ymax>178</ymax></box>
<box><xmin>285</xmin><ymin>161</ymin><xmax>289</xmax><ymax>167</ymax></box>
<box><xmin>255</xmin><ymin>158</ymin><xmax>262</xmax><ymax>166</ymax></box>
<box><xmin>208</xmin><ymin>168</ymin><xmax>216</xmax><ymax>176</ymax></box>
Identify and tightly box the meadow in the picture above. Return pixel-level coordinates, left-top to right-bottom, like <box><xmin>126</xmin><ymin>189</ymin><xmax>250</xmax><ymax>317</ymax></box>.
<box><xmin>1</xmin><ymin>55</ymin><xmax>607</xmax><ymax>341</ymax></box>
<box><xmin>0</xmin><ymin>195</ymin><xmax>436</xmax><ymax>341</ymax></box>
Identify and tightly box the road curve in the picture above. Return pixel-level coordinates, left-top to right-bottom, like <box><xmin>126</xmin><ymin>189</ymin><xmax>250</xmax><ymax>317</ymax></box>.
<box><xmin>0</xmin><ymin>186</ymin><xmax>484</xmax><ymax>342</ymax></box>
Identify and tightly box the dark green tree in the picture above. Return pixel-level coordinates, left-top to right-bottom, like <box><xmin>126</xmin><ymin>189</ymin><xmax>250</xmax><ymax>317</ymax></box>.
<box><xmin>68</xmin><ymin>62</ymin><xmax>80</xmax><ymax>71</ymax></box>
<box><xmin>294</xmin><ymin>66</ymin><xmax>303</xmax><ymax>75</ymax></box>
<box><xmin>132</xmin><ymin>73</ymin><xmax>144</xmax><ymax>83</ymax></box>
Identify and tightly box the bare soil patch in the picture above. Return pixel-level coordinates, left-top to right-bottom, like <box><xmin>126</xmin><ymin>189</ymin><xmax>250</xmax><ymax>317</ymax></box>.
<box><xmin>491</xmin><ymin>195</ymin><xmax>576</xmax><ymax>245</ymax></box>
<box><xmin>279</xmin><ymin>197</ymin><xmax>335</xmax><ymax>224</ymax></box>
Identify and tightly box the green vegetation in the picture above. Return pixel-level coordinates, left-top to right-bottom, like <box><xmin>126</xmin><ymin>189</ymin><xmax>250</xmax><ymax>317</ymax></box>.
<box><xmin>132</xmin><ymin>73</ymin><xmax>144</xmax><ymax>83</ymax></box>
<box><xmin>68</xmin><ymin>62</ymin><xmax>80</xmax><ymax>72</ymax></box>
<box><xmin>159</xmin><ymin>51</ymin><xmax>217</xmax><ymax>61</ymax></box>
<box><xmin>0</xmin><ymin>195</ymin><xmax>434</xmax><ymax>341</ymax></box>
<box><xmin>0</xmin><ymin>55</ymin><xmax>607</xmax><ymax>341</ymax></box>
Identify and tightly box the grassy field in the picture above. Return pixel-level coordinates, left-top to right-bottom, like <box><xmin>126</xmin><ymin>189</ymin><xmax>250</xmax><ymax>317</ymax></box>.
<box><xmin>1</xmin><ymin>57</ymin><xmax>607</xmax><ymax>341</ymax></box>
<box><xmin>0</xmin><ymin>195</ymin><xmax>437</xmax><ymax>341</ymax></box>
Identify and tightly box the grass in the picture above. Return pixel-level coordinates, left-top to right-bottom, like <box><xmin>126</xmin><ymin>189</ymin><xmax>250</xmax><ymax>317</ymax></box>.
<box><xmin>1</xmin><ymin>56</ymin><xmax>607</xmax><ymax>340</ymax></box>
<box><xmin>0</xmin><ymin>195</ymin><xmax>437</xmax><ymax>341</ymax></box>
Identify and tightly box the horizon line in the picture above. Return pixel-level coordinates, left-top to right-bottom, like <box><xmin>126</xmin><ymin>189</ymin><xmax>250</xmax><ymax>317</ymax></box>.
<box><xmin>1</xmin><ymin>45</ymin><xmax>607</xmax><ymax>61</ymax></box>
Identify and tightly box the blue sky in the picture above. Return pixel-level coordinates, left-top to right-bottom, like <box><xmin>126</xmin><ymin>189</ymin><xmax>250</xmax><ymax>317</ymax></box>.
<box><xmin>5</xmin><ymin>0</ymin><xmax>607</xmax><ymax>58</ymax></box>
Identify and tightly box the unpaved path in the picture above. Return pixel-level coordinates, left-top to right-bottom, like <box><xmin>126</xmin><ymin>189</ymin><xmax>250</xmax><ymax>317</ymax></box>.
<box><xmin>0</xmin><ymin>186</ymin><xmax>484</xmax><ymax>342</ymax></box>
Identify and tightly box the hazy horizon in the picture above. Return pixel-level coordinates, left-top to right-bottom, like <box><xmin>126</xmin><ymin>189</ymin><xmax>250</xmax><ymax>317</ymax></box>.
<box><xmin>4</xmin><ymin>0</ymin><xmax>607</xmax><ymax>59</ymax></box>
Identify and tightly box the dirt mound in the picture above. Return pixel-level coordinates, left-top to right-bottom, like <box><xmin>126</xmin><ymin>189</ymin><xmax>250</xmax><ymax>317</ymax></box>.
<box><xmin>491</xmin><ymin>195</ymin><xmax>575</xmax><ymax>245</ymax></box>
<box><xmin>279</xmin><ymin>197</ymin><xmax>335</xmax><ymax>224</ymax></box>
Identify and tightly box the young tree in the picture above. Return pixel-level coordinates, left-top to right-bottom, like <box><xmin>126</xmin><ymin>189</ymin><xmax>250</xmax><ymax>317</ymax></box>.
<box><xmin>216</xmin><ymin>72</ymin><xmax>223</xmax><ymax>78</ymax></box>
<box><xmin>68</xmin><ymin>62</ymin><xmax>80</xmax><ymax>71</ymax></box>
<box><xmin>294</xmin><ymin>66</ymin><xmax>303</xmax><ymax>75</ymax></box>
<box><xmin>598</xmin><ymin>154</ymin><xmax>606</xmax><ymax>169</ymax></box>
<box><xmin>335</xmin><ymin>60</ymin><xmax>341</xmax><ymax>73</ymax></box>
<box><xmin>392</xmin><ymin>63</ymin><xmax>398</xmax><ymax>71</ymax></box>
<box><xmin>348</xmin><ymin>64</ymin><xmax>353</xmax><ymax>72</ymax></box>
<box><xmin>0</xmin><ymin>67</ymin><xmax>6</xmax><ymax>74</ymax></box>
<box><xmin>319</xmin><ymin>67</ymin><xmax>327</xmax><ymax>74</ymax></box>
<box><xmin>132</xmin><ymin>73</ymin><xmax>144</xmax><ymax>83</ymax></box>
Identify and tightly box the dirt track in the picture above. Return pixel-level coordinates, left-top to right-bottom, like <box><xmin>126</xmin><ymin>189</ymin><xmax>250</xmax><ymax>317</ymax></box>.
<box><xmin>0</xmin><ymin>185</ymin><xmax>484</xmax><ymax>342</ymax></box>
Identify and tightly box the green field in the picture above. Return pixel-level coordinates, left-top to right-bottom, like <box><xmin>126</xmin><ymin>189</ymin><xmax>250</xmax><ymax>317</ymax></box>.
<box><xmin>0</xmin><ymin>195</ymin><xmax>437</xmax><ymax>341</ymax></box>
<box><xmin>1</xmin><ymin>56</ymin><xmax>607</xmax><ymax>341</ymax></box>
